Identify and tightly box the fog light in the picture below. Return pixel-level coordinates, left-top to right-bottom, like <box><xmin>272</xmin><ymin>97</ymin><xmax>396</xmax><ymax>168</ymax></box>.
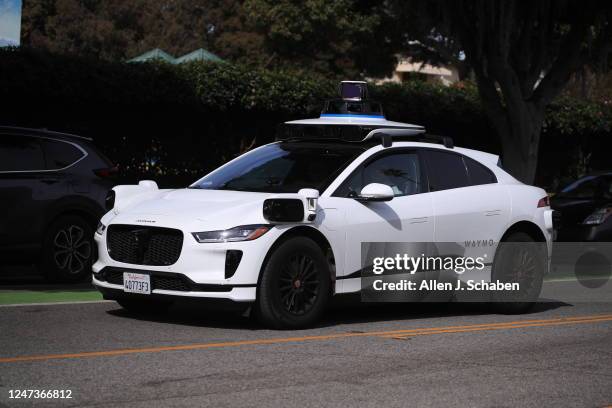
<box><xmin>225</xmin><ymin>250</ymin><xmax>243</xmax><ymax>279</ymax></box>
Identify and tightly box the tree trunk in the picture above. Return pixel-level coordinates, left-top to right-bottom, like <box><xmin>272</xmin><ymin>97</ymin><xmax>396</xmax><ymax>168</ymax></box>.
<box><xmin>491</xmin><ymin>105</ymin><xmax>544</xmax><ymax>185</ymax></box>
<box><xmin>442</xmin><ymin>1</ymin><xmax>608</xmax><ymax>186</ymax></box>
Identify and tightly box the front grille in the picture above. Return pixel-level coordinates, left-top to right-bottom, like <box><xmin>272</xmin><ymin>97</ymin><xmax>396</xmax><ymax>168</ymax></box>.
<box><xmin>107</xmin><ymin>225</ymin><xmax>183</xmax><ymax>266</ymax></box>
<box><xmin>153</xmin><ymin>275</ymin><xmax>190</xmax><ymax>291</ymax></box>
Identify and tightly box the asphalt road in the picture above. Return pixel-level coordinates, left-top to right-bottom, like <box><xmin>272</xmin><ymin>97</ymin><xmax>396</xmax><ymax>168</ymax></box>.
<box><xmin>1</xmin><ymin>285</ymin><xmax>611</xmax><ymax>407</ymax></box>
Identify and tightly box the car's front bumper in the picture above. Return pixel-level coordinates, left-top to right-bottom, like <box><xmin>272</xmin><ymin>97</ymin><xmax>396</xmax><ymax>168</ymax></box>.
<box><xmin>92</xmin><ymin>269</ymin><xmax>257</xmax><ymax>302</ymax></box>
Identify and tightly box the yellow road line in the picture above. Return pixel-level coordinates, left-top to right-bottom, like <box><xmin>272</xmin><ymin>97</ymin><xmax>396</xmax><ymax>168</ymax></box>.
<box><xmin>1</xmin><ymin>314</ymin><xmax>611</xmax><ymax>364</ymax></box>
<box><xmin>381</xmin><ymin>316</ymin><xmax>612</xmax><ymax>339</ymax></box>
<box><xmin>371</xmin><ymin>314</ymin><xmax>612</xmax><ymax>336</ymax></box>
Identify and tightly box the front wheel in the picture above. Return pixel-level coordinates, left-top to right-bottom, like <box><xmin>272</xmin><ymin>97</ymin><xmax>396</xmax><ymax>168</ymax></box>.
<box><xmin>491</xmin><ymin>232</ymin><xmax>546</xmax><ymax>314</ymax></box>
<box><xmin>256</xmin><ymin>237</ymin><xmax>331</xmax><ymax>329</ymax></box>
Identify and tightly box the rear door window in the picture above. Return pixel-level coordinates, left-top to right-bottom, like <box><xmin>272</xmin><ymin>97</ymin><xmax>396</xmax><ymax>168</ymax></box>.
<box><xmin>41</xmin><ymin>139</ymin><xmax>84</xmax><ymax>170</ymax></box>
<box><xmin>423</xmin><ymin>150</ymin><xmax>469</xmax><ymax>191</ymax></box>
<box><xmin>0</xmin><ymin>135</ymin><xmax>45</xmax><ymax>172</ymax></box>
<box><xmin>464</xmin><ymin>156</ymin><xmax>497</xmax><ymax>185</ymax></box>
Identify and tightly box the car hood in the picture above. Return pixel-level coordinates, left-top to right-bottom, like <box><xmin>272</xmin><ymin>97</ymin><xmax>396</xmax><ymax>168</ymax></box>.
<box><xmin>107</xmin><ymin>188</ymin><xmax>275</xmax><ymax>231</ymax></box>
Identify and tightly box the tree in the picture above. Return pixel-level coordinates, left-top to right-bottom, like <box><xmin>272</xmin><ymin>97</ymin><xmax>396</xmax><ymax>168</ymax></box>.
<box><xmin>20</xmin><ymin>0</ymin><xmax>265</xmax><ymax>62</ymax></box>
<box><xmin>244</xmin><ymin>0</ymin><xmax>398</xmax><ymax>77</ymax></box>
<box><xmin>393</xmin><ymin>0</ymin><xmax>612</xmax><ymax>183</ymax></box>
<box><xmin>21</xmin><ymin>0</ymin><xmax>401</xmax><ymax>75</ymax></box>
<box><xmin>564</xmin><ymin>68</ymin><xmax>612</xmax><ymax>103</ymax></box>
<box><xmin>22</xmin><ymin>0</ymin><xmax>140</xmax><ymax>61</ymax></box>
<box><xmin>390</xmin><ymin>4</ymin><xmax>471</xmax><ymax>80</ymax></box>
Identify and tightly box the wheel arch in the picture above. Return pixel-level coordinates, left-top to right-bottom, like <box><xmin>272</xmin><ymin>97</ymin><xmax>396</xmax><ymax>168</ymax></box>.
<box><xmin>50</xmin><ymin>208</ymin><xmax>99</xmax><ymax>226</ymax></box>
<box><xmin>41</xmin><ymin>198</ymin><xmax>104</xmax><ymax>246</ymax></box>
<box><xmin>45</xmin><ymin>197</ymin><xmax>104</xmax><ymax>230</ymax></box>
<box><xmin>257</xmin><ymin>226</ymin><xmax>337</xmax><ymax>290</ymax></box>
<box><xmin>500</xmin><ymin>220</ymin><xmax>546</xmax><ymax>242</ymax></box>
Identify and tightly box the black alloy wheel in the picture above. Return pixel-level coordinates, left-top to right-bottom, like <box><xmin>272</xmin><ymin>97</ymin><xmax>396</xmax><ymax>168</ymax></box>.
<box><xmin>42</xmin><ymin>215</ymin><xmax>95</xmax><ymax>282</ymax></box>
<box><xmin>257</xmin><ymin>236</ymin><xmax>331</xmax><ymax>329</ymax></box>
<box><xmin>52</xmin><ymin>224</ymin><xmax>92</xmax><ymax>276</ymax></box>
<box><xmin>278</xmin><ymin>253</ymin><xmax>320</xmax><ymax>315</ymax></box>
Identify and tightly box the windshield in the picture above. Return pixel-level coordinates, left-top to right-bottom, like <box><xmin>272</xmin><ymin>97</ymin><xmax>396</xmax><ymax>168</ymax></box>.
<box><xmin>190</xmin><ymin>142</ymin><xmax>365</xmax><ymax>193</ymax></box>
<box><xmin>557</xmin><ymin>175</ymin><xmax>612</xmax><ymax>199</ymax></box>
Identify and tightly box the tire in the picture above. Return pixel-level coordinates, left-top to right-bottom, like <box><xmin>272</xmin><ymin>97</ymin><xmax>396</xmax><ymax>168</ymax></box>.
<box><xmin>256</xmin><ymin>237</ymin><xmax>331</xmax><ymax>329</ymax></box>
<box><xmin>41</xmin><ymin>215</ymin><xmax>95</xmax><ymax>283</ymax></box>
<box><xmin>491</xmin><ymin>232</ymin><xmax>546</xmax><ymax>314</ymax></box>
<box><xmin>116</xmin><ymin>298</ymin><xmax>173</xmax><ymax>314</ymax></box>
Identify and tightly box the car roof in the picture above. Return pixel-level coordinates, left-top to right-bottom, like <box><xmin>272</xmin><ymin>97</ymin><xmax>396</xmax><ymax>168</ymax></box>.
<box><xmin>359</xmin><ymin>140</ymin><xmax>499</xmax><ymax>165</ymax></box>
<box><xmin>0</xmin><ymin>126</ymin><xmax>93</xmax><ymax>142</ymax></box>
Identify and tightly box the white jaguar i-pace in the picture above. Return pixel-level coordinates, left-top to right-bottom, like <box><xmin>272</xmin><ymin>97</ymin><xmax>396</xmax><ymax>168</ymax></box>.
<box><xmin>93</xmin><ymin>82</ymin><xmax>554</xmax><ymax>328</ymax></box>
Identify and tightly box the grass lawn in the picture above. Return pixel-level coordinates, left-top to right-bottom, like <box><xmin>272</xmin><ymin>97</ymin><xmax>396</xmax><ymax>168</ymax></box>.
<box><xmin>0</xmin><ymin>289</ymin><xmax>103</xmax><ymax>305</ymax></box>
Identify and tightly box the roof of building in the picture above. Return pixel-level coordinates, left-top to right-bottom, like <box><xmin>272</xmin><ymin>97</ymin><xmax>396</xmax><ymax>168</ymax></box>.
<box><xmin>127</xmin><ymin>48</ymin><xmax>224</xmax><ymax>64</ymax></box>
<box><xmin>127</xmin><ymin>48</ymin><xmax>176</xmax><ymax>63</ymax></box>
<box><xmin>175</xmin><ymin>48</ymin><xmax>224</xmax><ymax>64</ymax></box>
<box><xmin>396</xmin><ymin>60</ymin><xmax>454</xmax><ymax>76</ymax></box>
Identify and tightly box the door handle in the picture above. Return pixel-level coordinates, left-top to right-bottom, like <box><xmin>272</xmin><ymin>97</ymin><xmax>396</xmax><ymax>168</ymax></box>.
<box><xmin>409</xmin><ymin>217</ymin><xmax>429</xmax><ymax>224</ymax></box>
<box><xmin>484</xmin><ymin>210</ymin><xmax>501</xmax><ymax>216</ymax></box>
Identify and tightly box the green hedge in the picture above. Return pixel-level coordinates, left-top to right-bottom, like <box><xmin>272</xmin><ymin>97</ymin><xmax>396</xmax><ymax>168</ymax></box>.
<box><xmin>1</xmin><ymin>47</ymin><xmax>610</xmax><ymax>188</ymax></box>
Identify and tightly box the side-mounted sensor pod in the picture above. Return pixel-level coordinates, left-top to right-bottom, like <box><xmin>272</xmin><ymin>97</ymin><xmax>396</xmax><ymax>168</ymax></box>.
<box><xmin>262</xmin><ymin>188</ymin><xmax>319</xmax><ymax>223</ymax></box>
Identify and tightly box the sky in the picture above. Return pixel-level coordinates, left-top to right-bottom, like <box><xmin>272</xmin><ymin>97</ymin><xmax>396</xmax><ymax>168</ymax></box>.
<box><xmin>0</xmin><ymin>0</ymin><xmax>22</xmax><ymax>45</ymax></box>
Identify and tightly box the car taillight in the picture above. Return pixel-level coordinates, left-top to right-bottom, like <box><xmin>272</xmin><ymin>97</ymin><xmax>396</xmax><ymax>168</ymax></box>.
<box><xmin>94</xmin><ymin>166</ymin><xmax>118</xmax><ymax>179</ymax></box>
<box><xmin>537</xmin><ymin>196</ymin><xmax>550</xmax><ymax>208</ymax></box>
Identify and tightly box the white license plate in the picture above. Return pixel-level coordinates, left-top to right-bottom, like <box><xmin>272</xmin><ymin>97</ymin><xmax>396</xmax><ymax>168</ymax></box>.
<box><xmin>123</xmin><ymin>273</ymin><xmax>151</xmax><ymax>295</ymax></box>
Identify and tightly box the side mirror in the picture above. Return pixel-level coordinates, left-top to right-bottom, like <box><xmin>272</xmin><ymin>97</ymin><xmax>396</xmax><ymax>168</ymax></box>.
<box><xmin>356</xmin><ymin>183</ymin><xmax>394</xmax><ymax>202</ymax></box>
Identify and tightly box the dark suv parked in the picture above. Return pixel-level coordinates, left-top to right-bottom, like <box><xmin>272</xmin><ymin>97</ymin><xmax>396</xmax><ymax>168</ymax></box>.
<box><xmin>551</xmin><ymin>172</ymin><xmax>612</xmax><ymax>241</ymax></box>
<box><xmin>0</xmin><ymin>127</ymin><xmax>116</xmax><ymax>281</ymax></box>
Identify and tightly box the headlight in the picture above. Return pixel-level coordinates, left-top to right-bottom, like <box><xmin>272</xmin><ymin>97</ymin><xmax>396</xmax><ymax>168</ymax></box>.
<box><xmin>583</xmin><ymin>207</ymin><xmax>612</xmax><ymax>225</ymax></box>
<box><xmin>96</xmin><ymin>221</ymin><xmax>107</xmax><ymax>235</ymax></box>
<box><xmin>192</xmin><ymin>225</ymin><xmax>271</xmax><ymax>243</ymax></box>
